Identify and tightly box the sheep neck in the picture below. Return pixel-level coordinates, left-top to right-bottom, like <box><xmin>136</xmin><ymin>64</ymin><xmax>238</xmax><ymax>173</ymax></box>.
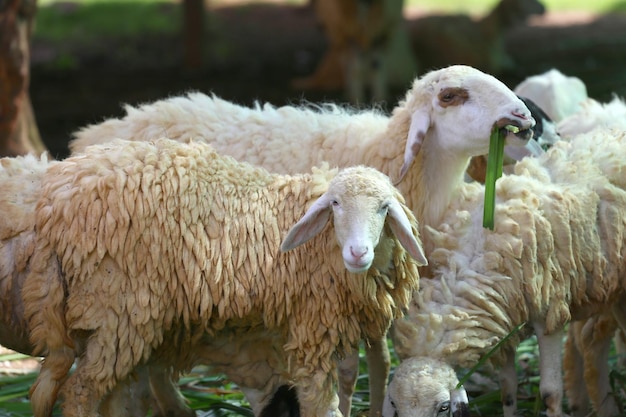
<box><xmin>398</xmin><ymin>136</ymin><xmax>471</xmax><ymax>237</ymax></box>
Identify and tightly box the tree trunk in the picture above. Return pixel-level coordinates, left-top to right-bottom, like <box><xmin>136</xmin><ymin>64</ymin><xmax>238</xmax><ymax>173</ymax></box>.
<box><xmin>183</xmin><ymin>0</ymin><xmax>205</xmax><ymax>70</ymax></box>
<box><xmin>0</xmin><ymin>0</ymin><xmax>46</xmax><ymax>158</ymax></box>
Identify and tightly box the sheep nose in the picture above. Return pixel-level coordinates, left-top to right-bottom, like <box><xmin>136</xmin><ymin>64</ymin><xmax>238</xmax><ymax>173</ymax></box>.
<box><xmin>512</xmin><ymin>108</ymin><xmax>536</xmax><ymax>128</ymax></box>
<box><xmin>512</xmin><ymin>109</ymin><xmax>530</xmax><ymax>120</ymax></box>
<box><xmin>350</xmin><ymin>246</ymin><xmax>368</xmax><ymax>259</ymax></box>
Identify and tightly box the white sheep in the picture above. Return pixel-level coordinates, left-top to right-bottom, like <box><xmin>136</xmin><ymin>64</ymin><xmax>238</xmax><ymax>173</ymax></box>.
<box><xmin>386</xmin><ymin>127</ymin><xmax>626</xmax><ymax>417</ymax></box>
<box><xmin>22</xmin><ymin>138</ymin><xmax>426</xmax><ymax>417</ymax></box>
<box><xmin>69</xmin><ymin>64</ymin><xmax>536</xmax><ymax>417</ymax></box>
<box><xmin>551</xmin><ymin>94</ymin><xmax>626</xmax><ymax>417</ymax></box>
<box><xmin>513</xmin><ymin>68</ymin><xmax>588</xmax><ymax>123</ymax></box>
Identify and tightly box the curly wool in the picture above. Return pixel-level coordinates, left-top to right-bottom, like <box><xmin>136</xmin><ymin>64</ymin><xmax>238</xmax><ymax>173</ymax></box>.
<box><xmin>394</xmin><ymin>129</ymin><xmax>626</xmax><ymax>371</ymax></box>
<box><xmin>0</xmin><ymin>154</ymin><xmax>58</xmax><ymax>355</ymax></box>
<box><xmin>23</xmin><ymin>138</ymin><xmax>420</xmax><ymax>417</ymax></box>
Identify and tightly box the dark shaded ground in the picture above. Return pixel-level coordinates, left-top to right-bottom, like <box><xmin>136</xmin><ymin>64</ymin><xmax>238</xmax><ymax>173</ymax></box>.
<box><xmin>29</xmin><ymin>2</ymin><xmax>626</xmax><ymax>159</ymax></box>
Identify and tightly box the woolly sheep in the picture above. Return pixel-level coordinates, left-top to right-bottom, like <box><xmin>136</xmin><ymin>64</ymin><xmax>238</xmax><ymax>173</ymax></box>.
<box><xmin>557</xmin><ymin>95</ymin><xmax>626</xmax><ymax>139</ymax></box>
<box><xmin>69</xmin><ymin>64</ymin><xmax>536</xmax><ymax>417</ymax></box>
<box><xmin>22</xmin><ymin>138</ymin><xmax>426</xmax><ymax>417</ymax></box>
<box><xmin>513</xmin><ymin>68</ymin><xmax>588</xmax><ymax>122</ymax></box>
<box><xmin>0</xmin><ymin>153</ymin><xmax>55</xmax><ymax>356</ymax></box>
<box><xmin>0</xmin><ymin>152</ymin><xmax>194</xmax><ymax>417</ymax></box>
<box><xmin>553</xmin><ymin>94</ymin><xmax>626</xmax><ymax>417</ymax></box>
<box><xmin>387</xmin><ymin>127</ymin><xmax>626</xmax><ymax>417</ymax></box>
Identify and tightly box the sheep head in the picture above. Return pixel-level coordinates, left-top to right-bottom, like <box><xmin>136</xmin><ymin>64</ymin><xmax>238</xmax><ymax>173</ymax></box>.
<box><xmin>398</xmin><ymin>65</ymin><xmax>535</xmax><ymax>181</ymax></box>
<box><xmin>280</xmin><ymin>165</ymin><xmax>427</xmax><ymax>273</ymax></box>
<box><xmin>383</xmin><ymin>357</ymin><xmax>470</xmax><ymax>417</ymax></box>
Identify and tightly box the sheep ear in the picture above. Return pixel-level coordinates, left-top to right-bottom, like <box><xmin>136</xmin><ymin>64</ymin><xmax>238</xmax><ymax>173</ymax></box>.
<box><xmin>397</xmin><ymin>109</ymin><xmax>430</xmax><ymax>183</ymax></box>
<box><xmin>387</xmin><ymin>199</ymin><xmax>428</xmax><ymax>265</ymax></box>
<box><xmin>280</xmin><ymin>193</ymin><xmax>333</xmax><ymax>252</ymax></box>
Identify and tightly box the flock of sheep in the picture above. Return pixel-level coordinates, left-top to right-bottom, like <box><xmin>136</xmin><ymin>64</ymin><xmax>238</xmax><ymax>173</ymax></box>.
<box><xmin>2</xmin><ymin>59</ymin><xmax>626</xmax><ymax>417</ymax></box>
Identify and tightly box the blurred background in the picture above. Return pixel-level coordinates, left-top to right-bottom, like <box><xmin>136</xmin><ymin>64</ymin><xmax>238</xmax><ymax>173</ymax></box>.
<box><xmin>2</xmin><ymin>0</ymin><xmax>625</xmax><ymax>159</ymax></box>
<box><xmin>1</xmin><ymin>1</ymin><xmax>626</xmax><ymax>415</ymax></box>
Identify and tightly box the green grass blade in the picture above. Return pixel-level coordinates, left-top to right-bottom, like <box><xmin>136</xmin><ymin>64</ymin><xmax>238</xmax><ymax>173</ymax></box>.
<box><xmin>483</xmin><ymin>125</ymin><xmax>506</xmax><ymax>230</ymax></box>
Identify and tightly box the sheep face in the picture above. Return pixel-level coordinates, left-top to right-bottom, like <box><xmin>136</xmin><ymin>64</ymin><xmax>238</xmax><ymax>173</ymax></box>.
<box><xmin>383</xmin><ymin>357</ymin><xmax>469</xmax><ymax>417</ymax></box>
<box><xmin>281</xmin><ymin>166</ymin><xmax>427</xmax><ymax>273</ymax></box>
<box><xmin>400</xmin><ymin>65</ymin><xmax>535</xmax><ymax>179</ymax></box>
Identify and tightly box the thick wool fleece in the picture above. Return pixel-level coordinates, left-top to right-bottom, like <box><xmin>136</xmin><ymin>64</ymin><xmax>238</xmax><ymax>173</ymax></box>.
<box><xmin>23</xmin><ymin>138</ymin><xmax>420</xmax><ymax>417</ymax></box>
<box><xmin>0</xmin><ymin>154</ymin><xmax>59</xmax><ymax>355</ymax></box>
<box><xmin>393</xmin><ymin>128</ymin><xmax>626</xmax><ymax>371</ymax></box>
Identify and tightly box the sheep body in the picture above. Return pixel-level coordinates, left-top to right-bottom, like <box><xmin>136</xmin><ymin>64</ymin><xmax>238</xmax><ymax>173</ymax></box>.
<box><xmin>513</xmin><ymin>68</ymin><xmax>588</xmax><ymax>122</ymax></box>
<box><xmin>0</xmin><ymin>153</ymin><xmax>56</xmax><ymax>355</ymax></box>
<box><xmin>553</xmin><ymin>94</ymin><xmax>626</xmax><ymax>417</ymax></box>
<box><xmin>388</xmin><ymin>128</ymin><xmax>626</xmax><ymax>417</ymax></box>
<box><xmin>69</xmin><ymin>65</ymin><xmax>535</xmax><ymax>417</ymax></box>
<box><xmin>23</xmin><ymin>138</ymin><xmax>425</xmax><ymax>417</ymax></box>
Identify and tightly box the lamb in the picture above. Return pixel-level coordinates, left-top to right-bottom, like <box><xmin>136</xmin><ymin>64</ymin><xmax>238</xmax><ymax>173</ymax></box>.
<box><xmin>68</xmin><ymin>64</ymin><xmax>536</xmax><ymax>416</ymax></box>
<box><xmin>21</xmin><ymin>137</ymin><xmax>427</xmax><ymax>417</ymax></box>
<box><xmin>386</xmin><ymin>127</ymin><xmax>626</xmax><ymax>417</ymax></box>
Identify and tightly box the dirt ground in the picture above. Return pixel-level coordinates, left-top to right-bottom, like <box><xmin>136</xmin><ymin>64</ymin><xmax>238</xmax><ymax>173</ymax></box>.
<box><xmin>28</xmin><ymin>2</ymin><xmax>626</xmax><ymax>159</ymax></box>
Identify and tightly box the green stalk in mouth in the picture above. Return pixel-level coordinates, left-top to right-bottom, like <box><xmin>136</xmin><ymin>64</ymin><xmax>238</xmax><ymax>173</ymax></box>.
<box><xmin>482</xmin><ymin>125</ymin><xmax>508</xmax><ymax>230</ymax></box>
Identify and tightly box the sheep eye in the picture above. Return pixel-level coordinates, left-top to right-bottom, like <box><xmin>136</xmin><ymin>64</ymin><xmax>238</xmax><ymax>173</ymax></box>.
<box><xmin>438</xmin><ymin>401</ymin><xmax>450</xmax><ymax>414</ymax></box>
<box><xmin>331</xmin><ymin>200</ymin><xmax>339</xmax><ymax>207</ymax></box>
<box><xmin>441</xmin><ymin>92</ymin><xmax>455</xmax><ymax>102</ymax></box>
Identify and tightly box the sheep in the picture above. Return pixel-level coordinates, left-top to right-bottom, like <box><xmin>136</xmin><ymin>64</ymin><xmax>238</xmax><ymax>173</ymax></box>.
<box><xmin>290</xmin><ymin>0</ymin><xmax>417</xmax><ymax>104</ymax></box>
<box><xmin>69</xmin><ymin>64</ymin><xmax>536</xmax><ymax>416</ymax></box>
<box><xmin>21</xmin><ymin>137</ymin><xmax>426</xmax><ymax>417</ymax></box>
<box><xmin>513</xmin><ymin>68</ymin><xmax>588</xmax><ymax>123</ymax></box>
<box><xmin>410</xmin><ymin>0</ymin><xmax>545</xmax><ymax>75</ymax></box>
<box><xmin>0</xmin><ymin>153</ymin><xmax>55</xmax><ymax>356</ymax></box>
<box><xmin>549</xmin><ymin>94</ymin><xmax>626</xmax><ymax>417</ymax></box>
<box><xmin>383</xmin><ymin>357</ymin><xmax>469</xmax><ymax>417</ymax></box>
<box><xmin>0</xmin><ymin>152</ymin><xmax>202</xmax><ymax>417</ymax></box>
<box><xmin>557</xmin><ymin>95</ymin><xmax>626</xmax><ymax>140</ymax></box>
<box><xmin>386</xmin><ymin>127</ymin><xmax>626</xmax><ymax>417</ymax></box>
<box><xmin>465</xmin><ymin>94</ymin><xmax>560</xmax><ymax>183</ymax></box>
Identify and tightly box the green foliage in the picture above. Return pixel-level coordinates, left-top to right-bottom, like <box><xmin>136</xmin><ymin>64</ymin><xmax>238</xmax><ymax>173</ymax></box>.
<box><xmin>1</xmin><ymin>332</ymin><xmax>626</xmax><ymax>417</ymax></box>
<box><xmin>34</xmin><ymin>0</ymin><xmax>181</xmax><ymax>43</ymax></box>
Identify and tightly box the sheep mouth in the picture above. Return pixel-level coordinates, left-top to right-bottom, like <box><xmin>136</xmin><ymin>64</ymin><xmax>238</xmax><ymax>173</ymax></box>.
<box><xmin>496</xmin><ymin>118</ymin><xmax>535</xmax><ymax>142</ymax></box>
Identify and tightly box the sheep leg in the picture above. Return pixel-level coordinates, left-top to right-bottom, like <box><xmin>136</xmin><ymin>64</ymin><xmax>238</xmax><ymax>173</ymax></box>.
<box><xmin>295</xmin><ymin>369</ymin><xmax>342</xmax><ymax>417</ymax></box>
<box><xmin>498</xmin><ymin>349</ymin><xmax>518</xmax><ymax>417</ymax></box>
<box><xmin>580</xmin><ymin>316</ymin><xmax>618</xmax><ymax>417</ymax></box>
<box><xmin>148</xmin><ymin>365</ymin><xmax>196</xmax><ymax>417</ymax></box>
<box><xmin>29</xmin><ymin>346</ymin><xmax>75</xmax><ymax>417</ymax></box>
<box><xmin>534</xmin><ymin>321</ymin><xmax>564</xmax><ymax>417</ymax></box>
<box><xmin>60</xmin><ymin>334</ymin><xmax>131</xmax><ymax>417</ymax></box>
<box><xmin>99</xmin><ymin>366</ymin><xmax>153</xmax><ymax>417</ymax></box>
<box><xmin>365</xmin><ymin>337</ymin><xmax>390</xmax><ymax>417</ymax></box>
<box><xmin>563</xmin><ymin>321</ymin><xmax>589</xmax><ymax>417</ymax></box>
<box><xmin>337</xmin><ymin>350</ymin><xmax>359</xmax><ymax>416</ymax></box>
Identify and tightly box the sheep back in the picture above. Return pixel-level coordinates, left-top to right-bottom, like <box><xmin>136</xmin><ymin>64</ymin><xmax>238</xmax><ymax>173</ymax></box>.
<box><xmin>24</xmin><ymin>138</ymin><xmax>419</xmax><ymax>405</ymax></box>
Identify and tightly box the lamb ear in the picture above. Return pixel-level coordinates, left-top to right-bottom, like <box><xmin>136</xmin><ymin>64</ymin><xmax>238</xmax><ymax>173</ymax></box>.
<box><xmin>280</xmin><ymin>193</ymin><xmax>333</xmax><ymax>252</ymax></box>
<box><xmin>387</xmin><ymin>199</ymin><xmax>428</xmax><ymax>266</ymax></box>
<box><xmin>397</xmin><ymin>109</ymin><xmax>430</xmax><ymax>184</ymax></box>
